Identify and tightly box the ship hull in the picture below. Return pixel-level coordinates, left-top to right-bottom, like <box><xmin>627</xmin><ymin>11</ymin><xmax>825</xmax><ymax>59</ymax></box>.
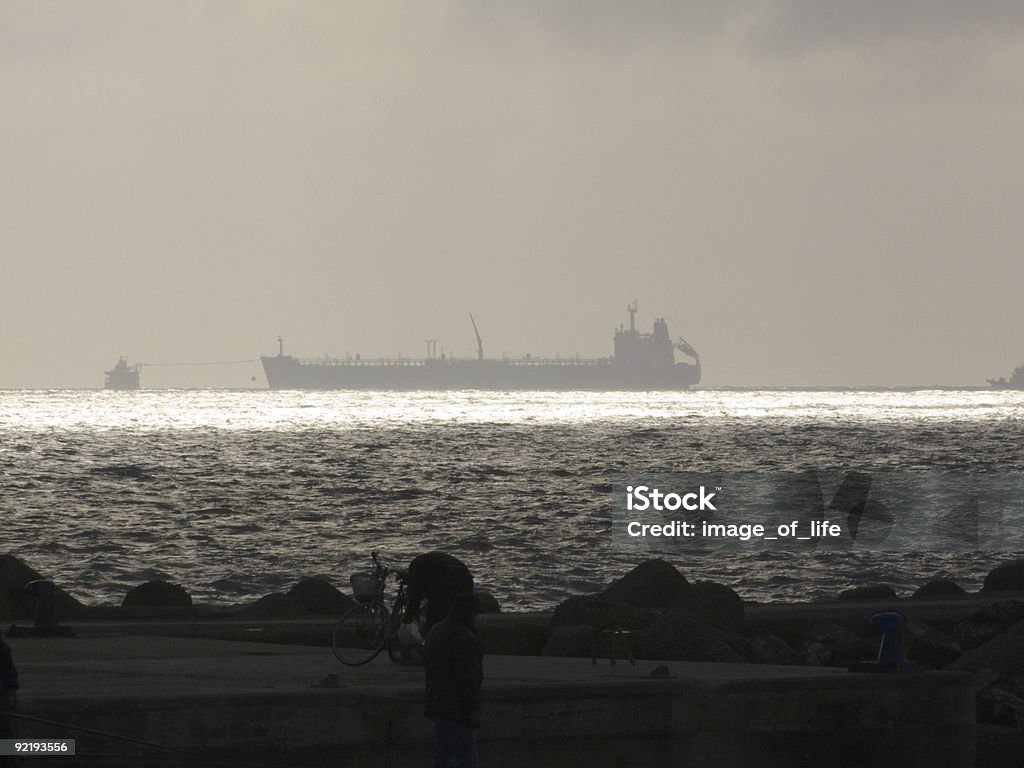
<box><xmin>261</xmin><ymin>355</ymin><xmax>700</xmax><ymax>391</ymax></box>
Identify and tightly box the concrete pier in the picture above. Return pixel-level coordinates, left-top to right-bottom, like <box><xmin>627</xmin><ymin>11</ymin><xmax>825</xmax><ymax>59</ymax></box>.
<box><xmin>6</xmin><ymin>632</ymin><xmax>974</xmax><ymax>767</ymax></box>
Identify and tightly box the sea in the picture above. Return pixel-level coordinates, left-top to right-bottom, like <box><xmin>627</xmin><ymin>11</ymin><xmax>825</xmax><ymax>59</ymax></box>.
<box><xmin>1</xmin><ymin>389</ymin><xmax>1022</xmax><ymax>612</ymax></box>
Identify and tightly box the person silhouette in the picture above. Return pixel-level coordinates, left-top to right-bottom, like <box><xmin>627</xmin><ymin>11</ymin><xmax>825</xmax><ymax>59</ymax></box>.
<box><xmin>425</xmin><ymin>594</ymin><xmax>483</xmax><ymax>768</ymax></box>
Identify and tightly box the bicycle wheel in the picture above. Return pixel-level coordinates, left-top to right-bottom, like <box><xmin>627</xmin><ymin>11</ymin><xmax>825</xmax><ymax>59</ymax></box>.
<box><xmin>333</xmin><ymin>602</ymin><xmax>390</xmax><ymax>665</ymax></box>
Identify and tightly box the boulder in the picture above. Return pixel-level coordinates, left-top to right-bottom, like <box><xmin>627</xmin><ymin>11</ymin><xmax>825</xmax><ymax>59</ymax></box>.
<box><xmin>977</xmin><ymin>688</ymin><xmax>1024</xmax><ymax>728</ymax></box>
<box><xmin>550</xmin><ymin>595</ymin><xmax>648</xmax><ymax>630</ymax></box>
<box><xmin>836</xmin><ymin>584</ymin><xmax>897</xmax><ymax>602</ymax></box>
<box><xmin>903</xmin><ymin>620</ymin><xmax>962</xmax><ymax>668</ymax></box>
<box><xmin>237</xmin><ymin>579</ymin><xmax>355</xmax><ymax>618</ymax></box>
<box><xmin>0</xmin><ymin>554</ymin><xmax>88</xmax><ymax>619</ymax></box>
<box><xmin>801</xmin><ymin>622</ymin><xmax>875</xmax><ymax>667</ymax></box>
<box><xmin>983</xmin><ymin>559</ymin><xmax>1024</xmax><ymax>592</ymax></box>
<box><xmin>953</xmin><ymin>600</ymin><xmax>1024</xmax><ymax>651</ymax></box>
<box><xmin>237</xmin><ymin>592</ymin><xmax>301</xmax><ymax>618</ymax></box>
<box><xmin>746</xmin><ymin>634</ymin><xmax>800</xmax><ymax>665</ymax></box>
<box><xmin>690</xmin><ymin>581</ymin><xmax>745</xmax><ymax>632</ymax></box>
<box><xmin>122</xmin><ymin>580</ymin><xmax>192</xmax><ymax>608</ymax></box>
<box><xmin>949</xmin><ymin>618</ymin><xmax>1024</xmax><ymax>676</ymax></box>
<box><xmin>599</xmin><ymin>559</ymin><xmax>690</xmax><ymax>611</ymax></box>
<box><xmin>286</xmin><ymin>578</ymin><xmax>352</xmax><ymax>615</ymax></box>
<box><xmin>912</xmin><ymin>579</ymin><xmax>967</xmax><ymax>599</ymax></box>
<box><xmin>639</xmin><ymin>610</ymin><xmax>743</xmax><ymax>663</ymax></box>
<box><xmin>474</xmin><ymin>590</ymin><xmax>501</xmax><ymax>614</ymax></box>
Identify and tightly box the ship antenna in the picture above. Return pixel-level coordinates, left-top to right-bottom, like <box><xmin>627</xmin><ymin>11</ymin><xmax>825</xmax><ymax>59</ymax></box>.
<box><xmin>627</xmin><ymin>299</ymin><xmax>637</xmax><ymax>334</ymax></box>
<box><xmin>469</xmin><ymin>315</ymin><xmax>484</xmax><ymax>361</ymax></box>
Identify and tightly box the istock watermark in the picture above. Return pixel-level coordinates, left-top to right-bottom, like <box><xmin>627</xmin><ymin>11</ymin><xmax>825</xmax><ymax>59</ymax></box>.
<box><xmin>610</xmin><ymin>471</ymin><xmax>1024</xmax><ymax>553</ymax></box>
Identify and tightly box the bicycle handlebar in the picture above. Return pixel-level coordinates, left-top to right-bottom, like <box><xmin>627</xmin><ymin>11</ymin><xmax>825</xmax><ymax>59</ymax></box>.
<box><xmin>369</xmin><ymin>551</ymin><xmax>407</xmax><ymax>584</ymax></box>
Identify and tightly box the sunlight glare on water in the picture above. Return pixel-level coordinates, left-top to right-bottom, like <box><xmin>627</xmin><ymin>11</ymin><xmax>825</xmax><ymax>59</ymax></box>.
<box><xmin>2</xmin><ymin>389</ymin><xmax>1020</xmax><ymax>431</ymax></box>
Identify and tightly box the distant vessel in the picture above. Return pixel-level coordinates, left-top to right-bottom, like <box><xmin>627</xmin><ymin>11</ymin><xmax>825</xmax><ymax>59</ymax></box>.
<box><xmin>261</xmin><ymin>303</ymin><xmax>701</xmax><ymax>391</ymax></box>
<box><xmin>104</xmin><ymin>357</ymin><xmax>141</xmax><ymax>390</ymax></box>
<box><xmin>988</xmin><ymin>363</ymin><xmax>1024</xmax><ymax>390</ymax></box>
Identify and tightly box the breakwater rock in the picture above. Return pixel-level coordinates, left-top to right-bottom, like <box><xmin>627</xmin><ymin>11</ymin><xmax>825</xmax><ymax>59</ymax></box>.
<box><xmin>0</xmin><ymin>554</ymin><xmax>88</xmax><ymax>621</ymax></box>
<box><xmin>123</xmin><ymin>580</ymin><xmax>193</xmax><ymax>609</ymax></box>
<box><xmin>238</xmin><ymin>578</ymin><xmax>355</xmax><ymax>618</ymax></box>
<box><xmin>983</xmin><ymin>558</ymin><xmax>1024</xmax><ymax>592</ymax></box>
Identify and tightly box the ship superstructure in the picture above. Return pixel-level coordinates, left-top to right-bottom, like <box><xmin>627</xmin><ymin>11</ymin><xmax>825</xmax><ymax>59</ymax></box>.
<box><xmin>260</xmin><ymin>302</ymin><xmax>700</xmax><ymax>391</ymax></box>
<box><xmin>104</xmin><ymin>357</ymin><xmax>141</xmax><ymax>390</ymax></box>
<box><xmin>988</xmin><ymin>363</ymin><xmax>1024</xmax><ymax>389</ymax></box>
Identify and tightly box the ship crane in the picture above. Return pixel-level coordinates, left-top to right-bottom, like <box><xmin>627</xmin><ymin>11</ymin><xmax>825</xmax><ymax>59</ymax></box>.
<box><xmin>676</xmin><ymin>336</ymin><xmax>699</xmax><ymax>362</ymax></box>
<box><xmin>469</xmin><ymin>314</ymin><xmax>484</xmax><ymax>361</ymax></box>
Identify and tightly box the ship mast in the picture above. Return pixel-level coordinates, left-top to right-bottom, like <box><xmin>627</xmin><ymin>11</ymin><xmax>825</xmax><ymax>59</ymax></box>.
<box><xmin>469</xmin><ymin>314</ymin><xmax>484</xmax><ymax>360</ymax></box>
<box><xmin>627</xmin><ymin>299</ymin><xmax>638</xmax><ymax>334</ymax></box>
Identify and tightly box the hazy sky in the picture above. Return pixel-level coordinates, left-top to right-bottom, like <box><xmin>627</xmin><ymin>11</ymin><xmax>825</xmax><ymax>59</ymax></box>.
<box><xmin>3</xmin><ymin>1</ymin><xmax>1022</xmax><ymax>388</ymax></box>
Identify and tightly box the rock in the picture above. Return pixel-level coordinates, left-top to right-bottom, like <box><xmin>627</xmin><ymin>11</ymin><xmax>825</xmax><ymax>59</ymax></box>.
<box><xmin>977</xmin><ymin>688</ymin><xmax>1024</xmax><ymax>728</ymax></box>
<box><xmin>474</xmin><ymin>590</ymin><xmax>501</xmax><ymax>614</ymax></box>
<box><xmin>0</xmin><ymin>554</ymin><xmax>88</xmax><ymax>620</ymax></box>
<box><xmin>286</xmin><ymin>578</ymin><xmax>352</xmax><ymax>615</ymax></box>
<box><xmin>122</xmin><ymin>580</ymin><xmax>192</xmax><ymax>608</ymax></box>
<box><xmin>836</xmin><ymin>584</ymin><xmax>897</xmax><ymax>601</ymax></box>
<box><xmin>801</xmin><ymin>622</ymin><xmax>875</xmax><ymax>667</ymax></box>
<box><xmin>747</xmin><ymin>634</ymin><xmax>800</xmax><ymax>665</ymax></box>
<box><xmin>690</xmin><ymin>581</ymin><xmax>744</xmax><ymax>632</ymax></box>
<box><xmin>639</xmin><ymin>610</ymin><xmax>744</xmax><ymax>663</ymax></box>
<box><xmin>953</xmin><ymin>600</ymin><xmax>1024</xmax><ymax>651</ymax></box>
<box><xmin>949</xmin><ymin>618</ymin><xmax>1024</xmax><ymax>677</ymax></box>
<box><xmin>903</xmin><ymin>620</ymin><xmax>962</xmax><ymax>668</ymax></box>
<box><xmin>912</xmin><ymin>579</ymin><xmax>967</xmax><ymax>599</ymax></box>
<box><xmin>983</xmin><ymin>559</ymin><xmax>1024</xmax><ymax>592</ymax></box>
<box><xmin>237</xmin><ymin>579</ymin><xmax>354</xmax><ymax>618</ymax></box>
<box><xmin>599</xmin><ymin>559</ymin><xmax>690</xmax><ymax>611</ymax></box>
<box><xmin>237</xmin><ymin>592</ymin><xmax>301</xmax><ymax>618</ymax></box>
<box><xmin>550</xmin><ymin>595</ymin><xmax>594</xmax><ymax>626</ymax></box>
<box><xmin>550</xmin><ymin>595</ymin><xmax>648</xmax><ymax>630</ymax></box>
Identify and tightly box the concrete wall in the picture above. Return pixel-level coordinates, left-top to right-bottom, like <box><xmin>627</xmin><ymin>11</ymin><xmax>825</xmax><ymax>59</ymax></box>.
<box><xmin>17</xmin><ymin>671</ymin><xmax>974</xmax><ymax>767</ymax></box>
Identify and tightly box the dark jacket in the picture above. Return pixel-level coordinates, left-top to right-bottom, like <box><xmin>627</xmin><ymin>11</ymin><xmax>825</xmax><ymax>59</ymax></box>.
<box><xmin>1</xmin><ymin>636</ymin><xmax>17</xmax><ymax>746</ymax></box>
<box><xmin>404</xmin><ymin>552</ymin><xmax>474</xmax><ymax>632</ymax></box>
<box><xmin>0</xmin><ymin>637</ymin><xmax>15</xmax><ymax>694</ymax></box>
<box><xmin>425</xmin><ymin>613</ymin><xmax>483</xmax><ymax>729</ymax></box>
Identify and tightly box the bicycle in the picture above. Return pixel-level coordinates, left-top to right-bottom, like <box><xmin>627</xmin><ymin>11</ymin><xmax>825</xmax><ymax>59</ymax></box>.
<box><xmin>333</xmin><ymin>551</ymin><xmax>417</xmax><ymax>666</ymax></box>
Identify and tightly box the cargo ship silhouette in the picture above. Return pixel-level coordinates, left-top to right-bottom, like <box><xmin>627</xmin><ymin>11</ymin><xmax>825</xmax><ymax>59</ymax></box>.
<box><xmin>104</xmin><ymin>357</ymin><xmax>141</xmax><ymax>390</ymax></box>
<box><xmin>260</xmin><ymin>302</ymin><xmax>700</xmax><ymax>391</ymax></box>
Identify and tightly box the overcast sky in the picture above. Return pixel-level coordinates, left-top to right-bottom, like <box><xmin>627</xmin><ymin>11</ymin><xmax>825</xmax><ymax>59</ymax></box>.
<box><xmin>3</xmin><ymin>1</ymin><xmax>1022</xmax><ymax>388</ymax></box>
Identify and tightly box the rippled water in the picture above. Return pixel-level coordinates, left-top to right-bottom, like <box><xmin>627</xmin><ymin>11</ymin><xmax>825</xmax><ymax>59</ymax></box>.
<box><xmin>2</xmin><ymin>389</ymin><xmax>1022</xmax><ymax>610</ymax></box>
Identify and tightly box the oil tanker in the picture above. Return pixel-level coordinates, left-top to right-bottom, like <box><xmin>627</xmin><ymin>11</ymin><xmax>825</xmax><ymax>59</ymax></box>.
<box><xmin>260</xmin><ymin>302</ymin><xmax>700</xmax><ymax>391</ymax></box>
